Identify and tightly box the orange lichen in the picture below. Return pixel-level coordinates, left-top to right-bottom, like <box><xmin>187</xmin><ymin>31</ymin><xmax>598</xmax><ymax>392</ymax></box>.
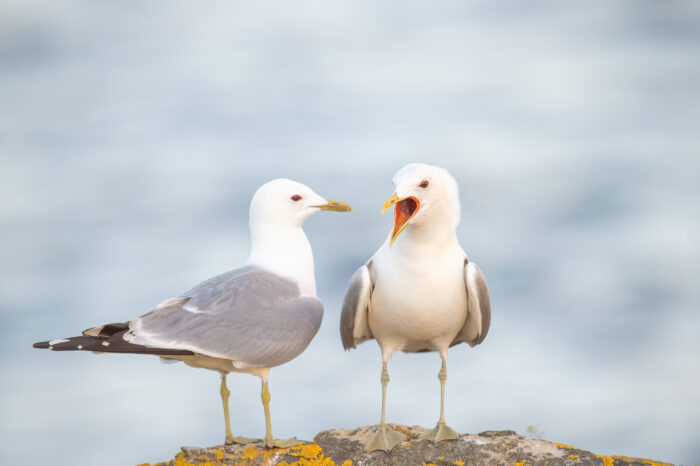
<box><xmin>453</xmin><ymin>461</ymin><xmax>465</xmax><ymax>466</ymax></box>
<box><xmin>514</xmin><ymin>462</ymin><xmax>526</xmax><ymax>466</ymax></box>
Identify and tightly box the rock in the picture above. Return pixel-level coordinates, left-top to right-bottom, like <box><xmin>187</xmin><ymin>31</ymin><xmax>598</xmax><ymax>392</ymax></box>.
<box><xmin>139</xmin><ymin>424</ymin><xmax>672</xmax><ymax>466</ymax></box>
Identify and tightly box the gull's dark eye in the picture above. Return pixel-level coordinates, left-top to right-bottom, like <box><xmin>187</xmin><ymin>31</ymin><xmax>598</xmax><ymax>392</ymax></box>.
<box><xmin>291</xmin><ymin>195</ymin><xmax>302</xmax><ymax>202</ymax></box>
<box><xmin>419</xmin><ymin>180</ymin><xmax>429</xmax><ymax>188</ymax></box>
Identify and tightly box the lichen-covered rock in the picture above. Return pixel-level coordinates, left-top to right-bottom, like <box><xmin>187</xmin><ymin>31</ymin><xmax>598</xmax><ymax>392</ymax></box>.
<box><xmin>140</xmin><ymin>424</ymin><xmax>671</xmax><ymax>466</ymax></box>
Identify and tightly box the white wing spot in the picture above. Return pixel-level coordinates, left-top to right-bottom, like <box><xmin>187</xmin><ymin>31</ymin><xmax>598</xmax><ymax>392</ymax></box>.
<box><xmin>102</xmin><ymin>341</ymin><xmax>110</xmax><ymax>347</ymax></box>
<box><xmin>48</xmin><ymin>346</ymin><xmax>53</xmax><ymax>350</ymax></box>
<box><xmin>183</xmin><ymin>304</ymin><xmax>204</xmax><ymax>314</ymax></box>
<box><xmin>77</xmin><ymin>345</ymin><xmax>83</xmax><ymax>350</ymax></box>
<box><xmin>49</xmin><ymin>339</ymin><xmax>69</xmax><ymax>346</ymax></box>
<box><xmin>155</xmin><ymin>296</ymin><xmax>191</xmax><ymax>310</ymax></box>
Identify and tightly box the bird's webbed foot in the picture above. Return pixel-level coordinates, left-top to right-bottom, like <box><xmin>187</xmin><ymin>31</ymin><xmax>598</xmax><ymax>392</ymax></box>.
<box><xmin>262</xmin><ymin>433</ymin><xmax>306</xmax><ymax>449</ymax></box>
<box><xmin>225</xmin><ymin>435</ymin><xmax>258</xmax><ymax>446</ymax></box>
<box><xmin>420</xmin><ymin>421</ymin><xmax>459</xmax><ymax>442</ymax></box>
<box><xmin>365</xmin><ymin>424</ymin><xmax>408</xmax><ymax>452</ymax></box>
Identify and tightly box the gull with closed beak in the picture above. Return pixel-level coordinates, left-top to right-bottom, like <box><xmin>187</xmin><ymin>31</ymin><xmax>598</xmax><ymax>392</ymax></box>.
<box><xmin>340</xmin><ymin>163</ymin><xmax>491</xmax><ymax>452</ymax></box>
<box><xmin>34</xmin><ymin>178</ymin><xmax>351</xmax><ymax>449</ymax></box>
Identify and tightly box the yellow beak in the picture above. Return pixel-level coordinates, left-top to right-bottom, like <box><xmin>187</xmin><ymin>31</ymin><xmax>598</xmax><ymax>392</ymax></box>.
<box><xmin>313</xmin><ymin>199</ymin><xmax>353</xmax><ymax>212</ymax></box>
<box><xmin>382</xmin><ymin>192</ymin><xmax>419</xmax><ymax>247</ymax></box>
<box><xmin>382</xmin><ymin>193</ymin><xmax>399</xmax><ymax>214</ymax></box>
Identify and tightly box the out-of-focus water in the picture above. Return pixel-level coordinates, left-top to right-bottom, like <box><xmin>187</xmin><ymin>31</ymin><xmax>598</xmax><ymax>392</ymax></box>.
<box><xmin>1</xmin><ymin>1</ymin><xmax>699</xmax><ymax>464</ymax></box>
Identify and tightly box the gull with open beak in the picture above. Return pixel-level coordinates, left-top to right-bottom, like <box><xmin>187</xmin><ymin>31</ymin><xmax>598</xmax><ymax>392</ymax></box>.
<box><xmin>34</xmin><ymin>178</ymin><xmax>351</xmax><ymax>449</ymax></box>
<box><xmin>340</xmin><ymin>163</ymin><xmax>491</xmax><ymax>452</ymax></box>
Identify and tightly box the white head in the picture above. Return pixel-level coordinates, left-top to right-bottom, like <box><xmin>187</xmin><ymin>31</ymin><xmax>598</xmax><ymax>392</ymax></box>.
<box><xmin>247</xmin><ymin>178</ymin><xmax>351</xmax><ymax>295</ymax></box>
<box><xmin>382</xmin><ymin>163</ymin><xmax>461</xmax><ymax>245</ymax></box>
<box><xmin>249</xmin><ymin>178</ymin><xmax>352</xmax><ymax>230</ymax></box>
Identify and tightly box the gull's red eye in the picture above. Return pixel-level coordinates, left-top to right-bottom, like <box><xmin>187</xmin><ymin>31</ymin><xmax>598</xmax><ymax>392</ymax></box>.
<box><xmin>419</xmin><ymin>180</ymin><xmax>429</xmax><ymax>188</ymax></box>
<box><xmin>291</xmin><ymin>195</ymin><xmax>302</xmax><ymax>202</ymax></box>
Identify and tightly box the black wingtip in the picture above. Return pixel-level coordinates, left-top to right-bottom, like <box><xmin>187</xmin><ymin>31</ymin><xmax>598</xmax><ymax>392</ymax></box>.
<box><xmin>33</xmin><ymin>341</ymin><xmax>50</xmax><ymax>349</ymax></box>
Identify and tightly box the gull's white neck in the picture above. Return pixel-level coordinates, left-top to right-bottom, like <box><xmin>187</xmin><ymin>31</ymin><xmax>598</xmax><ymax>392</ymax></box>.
<box><xmin>247</xmin><ymin>223</ymin><xmax>316</xmax><ymax>296</ymax></box>
<box><xmin>398</xmin><ymin>210</ymin><xmax>459</xmax><ymax>249</ymax></box>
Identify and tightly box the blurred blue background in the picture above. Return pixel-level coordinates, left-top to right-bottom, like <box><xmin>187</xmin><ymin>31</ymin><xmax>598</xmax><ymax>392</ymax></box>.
<box><xmin>1</xmin><ymin>1</ymin><xmax>699</xmax><ymax>464</ymax></box>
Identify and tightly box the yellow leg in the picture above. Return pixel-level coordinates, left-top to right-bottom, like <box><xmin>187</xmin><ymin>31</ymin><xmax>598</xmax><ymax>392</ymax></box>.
<box><xmin>260</xmin><ymin>380</ymin><xmax>305</xmax><ymax>449</ymax></box>
<box><xmin>439</xmin><ymin>359</ymin><xmax>447</xmax><ymax>424</ymax></box>
<box><xmin>219</xmin><ymin>374</ymin><xmax>256</xmax><ymax>446</ymax></box>
<box><xmin>365</xmin><ymin>361</ymin><xmax>407</xmax><ymax>452</ymax></box>
<box><xmin>380</xmin><ymin>361</ymin><xmax>389</xmax><ymax>425</ymax></box>
<box><xmin>261</xmin><ymin>381</ymin><xmax>273</xmax><ymax>445</ymax></box>
<box><xmin>420</xmin><ymin>359</ymin><xmax>459</xmax><ymax>442</ymax></box>
<box><xmin>220</xmin><ymin>374</ymin><xmax>233</xmax><ymax>442</ymax></box>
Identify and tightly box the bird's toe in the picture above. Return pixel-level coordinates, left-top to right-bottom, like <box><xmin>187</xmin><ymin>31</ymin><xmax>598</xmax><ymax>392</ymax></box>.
<box><xmin>264</xmin><ymin>437</ymin><xmax>307</xmax><ymax>449</ymax></box>
<box><xmin>420</xmin><ymin>422</ymin><xmax>459</xmax><ymax>442</ymax></box>
<box><xmin>365</xmin><ymin>425</ymin><xmax>408</xmax><ymax>452</ymax></box>
<box><xmin>225</xmin><ymin>435</ymin><xmax>258</xmax><ymax>446</ymax></box>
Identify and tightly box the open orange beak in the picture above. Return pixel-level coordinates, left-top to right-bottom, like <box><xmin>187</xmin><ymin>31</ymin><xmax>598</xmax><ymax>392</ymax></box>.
<box><xmin>382</xmin><ymin>193</ymin><xmax>420</xmax><ymax>246</ymax></box>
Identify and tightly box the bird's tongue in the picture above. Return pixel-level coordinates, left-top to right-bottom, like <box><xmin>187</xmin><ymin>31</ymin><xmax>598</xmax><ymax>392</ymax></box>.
<box><xmin>393</xmin><ymin>197</ymin><xmax>419</xmax><ymax>238</ymax></box>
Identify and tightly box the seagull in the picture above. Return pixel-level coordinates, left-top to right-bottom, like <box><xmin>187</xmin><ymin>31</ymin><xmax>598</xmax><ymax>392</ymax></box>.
<box><xmin>340</xmin><ymin>163</ymin><xmax>491</xmax><ymax>452</ymax></box>
<box><xmin>33</xmin><ymin>178</ymin><xmax>351</xmax><ymax>449</ymax></box>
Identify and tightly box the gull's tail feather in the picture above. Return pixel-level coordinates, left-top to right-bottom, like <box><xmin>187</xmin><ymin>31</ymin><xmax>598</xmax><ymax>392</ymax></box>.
<box><xmin>33</xmin><ymin>325</ymin><xmax>194</xmax><ymax>356</ymax></box>
<box><xmin>82</xmin><ymin>322</ymin><xmax>129</xmax><ymax>338</ymax></box>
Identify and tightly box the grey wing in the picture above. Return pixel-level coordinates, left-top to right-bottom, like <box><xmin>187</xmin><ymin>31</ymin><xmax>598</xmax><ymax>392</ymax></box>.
<box><xmin>453</xmin><ymin>260</ymin><xmax>491</xmax><ymax>347</ymax></box>
<box><xmin>340</xmin><ymin>263</ymin><xmax>374</xmax><ymax>350</ymax></box>
<box><xmin>126</xmin><ymin>266</ymin><xmax>324</xmax><ymax>369</ymax></box>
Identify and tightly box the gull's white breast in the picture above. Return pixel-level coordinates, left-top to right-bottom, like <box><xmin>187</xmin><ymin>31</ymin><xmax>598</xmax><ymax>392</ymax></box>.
<box><xmin>369</xmin><ymin>241</ymin><xmax>467</xmax><ymax>355</ymax></box>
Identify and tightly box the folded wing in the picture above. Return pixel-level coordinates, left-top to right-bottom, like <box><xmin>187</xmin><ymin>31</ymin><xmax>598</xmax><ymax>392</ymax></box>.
<box><xmin>340</xmin><ymin>263</ymin><xmax>374</xmax><ymax>350</ymax></box>
<box><xmin>453</xmin><ymin>260</ymin><xmax>491</xmax><ymax>347</ymax></box>
<box><xmin>124</xmin><ymin>265</ymin><xmax>323</xmax><ymax>369</ymax></box>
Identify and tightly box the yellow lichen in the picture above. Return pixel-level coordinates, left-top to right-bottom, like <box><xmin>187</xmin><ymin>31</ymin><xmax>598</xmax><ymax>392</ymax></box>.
<box><xmin>240</xmin><ymin>445</ymin><xmax>270</xmax><ymax>461</ymax></box>
<box><xmin>141</xmin><ymin>443</ymin><xmax>348</xmax><ymax>466</ymax></box>
<box><xmin>606</xmin><ymin>455</ymin><xmax>671</xmax><ymax>466</ymax></box>
<box><xmin>140</xmin><ymin>434</ymin><xmax>670</xmax><ymax>466</ymax></box>
<box><xmin>152</xmin><ymin>450</ymin><xmax>221</xmax><ymax>466</ymax></box>
<box><xmin>593</xmin><ymin>453</ymin><xmax>674</xmax><ymax>466</ymax></box>
<box><xmin>553</xmin><ymin>442</ymin><xmax>575</xmax><ymax>449</ymax></box>
<box><xmin>277</xmin><ymin>443</ymin><xmax>346</xmax><ymax>466</ymax></box>
<box><xmin>593</xmin><ymin>455</ymin><xmax>615</xmax><ymax>466</ymax></box>
<box><xmin>618</xmin><ymin>456</ymin><xmax>670</xmax><ymax>466</ymax></box>
<box><xmin>287</xmin><ymin>444</ymin><xmax>324</xmax><ymax>458</ymax></box>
